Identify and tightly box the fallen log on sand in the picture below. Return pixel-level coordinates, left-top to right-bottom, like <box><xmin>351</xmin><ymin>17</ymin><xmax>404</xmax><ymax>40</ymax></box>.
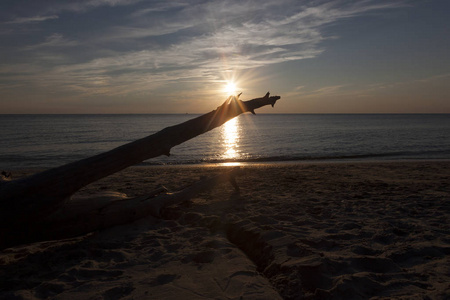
<box><xmin>0</xmin><ymin>92</ymin><xmax>280</xmax><ymax>248</ymax></box>
<box><xmin>28</xmin><ymin>167</ymin><xmax>242</xmax><ymax>245</ymax></box>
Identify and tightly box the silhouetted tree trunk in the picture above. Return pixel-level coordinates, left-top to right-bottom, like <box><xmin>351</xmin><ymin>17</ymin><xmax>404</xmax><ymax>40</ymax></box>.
<box><xmin>23</xmin><ymin>167</ymin><xmax>241</xmax><ymax>244</ymax></box>
<box><xmin>0</xmin><ymin>93</ymin><xmax>280</xmax><ymax>248</ymax></box>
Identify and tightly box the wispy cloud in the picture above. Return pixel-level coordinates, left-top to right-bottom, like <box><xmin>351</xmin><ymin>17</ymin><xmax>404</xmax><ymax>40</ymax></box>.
<box><xmin>5</xmin><ymin>15</ymin><xmax>58</xmax><ymax>24</ymax></box>
<box><xmin>360</xmin><ymin>73</ymin><xmax>450</xmax><ymax>93</ymax></box>
<box><xmin>129</xmin><ymin>2</ymin><xmax>189</xmax><ymax>17</ymax></box>
<box><xmin>46</xmin><ymin>0</ymin><xmax>144</xmax><ymax>14</ymax></box>
<box><xmin>24</xmin><ymin>33</ymin><xmax>79</xmax><ymax>50</ymax></box>
<box><xmin>285</xmin><ymin>73</ymin><xmax>450</xmax><ymax>102</ymax></box>
<box><xmin>285</xmin><ymin>84</ymin><xmax>348</xmax><ymax>99</ymax></box>
<box><xmin>0</xmin><ymin>0</ymin><xmax>408</xmax><ymax>99</ymax></box>
<box><xmin>2</xmin><ymin>0</ymin><xmax>142</xmax><ymax>24</ymax></box>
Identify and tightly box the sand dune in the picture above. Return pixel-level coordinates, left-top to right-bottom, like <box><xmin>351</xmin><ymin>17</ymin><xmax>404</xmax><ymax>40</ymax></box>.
<box><xmin>1</xmin><ymin>161</ymin><xmax>449</xmax><ymax>299</ymax></box>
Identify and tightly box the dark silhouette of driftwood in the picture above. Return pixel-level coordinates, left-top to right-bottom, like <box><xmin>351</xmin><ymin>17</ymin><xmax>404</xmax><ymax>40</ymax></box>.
<box><xmin>0</xmin><ymin>92</ymin><xmax>280</xmax><ymax>248</ymax></box>
<box><xmin>19</xmin><ymin>167</ymin><xmax>241</xmax><ymax>245</ymax></box>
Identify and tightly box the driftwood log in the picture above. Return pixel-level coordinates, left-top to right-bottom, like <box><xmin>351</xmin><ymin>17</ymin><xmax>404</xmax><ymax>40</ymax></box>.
<box><xmin>27</xmin><ymin>167</ymin><xmax>242</xmax><ymax>245</ymax></box>
<box><xmin>0</xmin><ymin>92</ymin><xmax>280</xmax><ymax>248</ymax></box>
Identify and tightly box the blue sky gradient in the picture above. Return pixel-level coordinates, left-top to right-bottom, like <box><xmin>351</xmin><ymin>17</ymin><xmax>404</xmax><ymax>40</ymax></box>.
<box><xmin>1</xmin><ymin>0</ymin><xmax>449</xmax><ymax>113</ymax></box>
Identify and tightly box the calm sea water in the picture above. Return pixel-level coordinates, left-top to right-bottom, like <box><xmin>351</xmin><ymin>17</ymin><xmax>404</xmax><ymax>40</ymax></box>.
<box><xmin>0</xmin><ymin>114</ymin><xmax>449</xmax><ymax>169</ymax></box>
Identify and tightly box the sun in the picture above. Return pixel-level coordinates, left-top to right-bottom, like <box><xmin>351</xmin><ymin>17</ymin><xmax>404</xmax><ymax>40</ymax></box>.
<box><xmin>223</xmin><ymin>81</ymin><xmax>237</xmax><ymax>95</ymax></box>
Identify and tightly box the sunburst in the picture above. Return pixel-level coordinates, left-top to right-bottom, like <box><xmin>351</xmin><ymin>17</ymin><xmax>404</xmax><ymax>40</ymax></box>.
<box><xmin>223</xmin><ymin>81</ymin><xmax>237</xmax><ymax>95</ymax></box>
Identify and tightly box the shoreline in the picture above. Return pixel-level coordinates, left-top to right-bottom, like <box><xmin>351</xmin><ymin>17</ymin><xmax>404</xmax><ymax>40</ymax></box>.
<box><xmin>6</xmin><ymin>157</ymin><xmax>450</xmax><ymax>173</ymax></box>
<box><xmin>1</xmin><ymin>160</ymin><xmax>449</xmax><ymax>299</ymax></box>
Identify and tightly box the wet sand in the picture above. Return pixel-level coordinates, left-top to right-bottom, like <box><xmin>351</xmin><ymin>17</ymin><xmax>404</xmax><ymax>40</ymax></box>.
<box><xmin>1</xmin><ymin>161</ymin><xmax>449</xmax><ymax>299</ymax></box>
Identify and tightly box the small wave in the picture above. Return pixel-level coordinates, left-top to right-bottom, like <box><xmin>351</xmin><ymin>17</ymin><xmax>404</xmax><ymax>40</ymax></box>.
<box><xmin>239</xmin><ymin>151</ymin><xmax>447</xmax><ymax>163</ymax></box>
<box><xmin>136</xmin><ymin>149</ymin><xmax>450</xmax><ymax>166</ymax></box>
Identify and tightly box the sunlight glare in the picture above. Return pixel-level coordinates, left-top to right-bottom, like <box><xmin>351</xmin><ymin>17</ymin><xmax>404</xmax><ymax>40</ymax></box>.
<box><xmin>224</xmin><ymin>81</ymin><xmax>237</xmax><ymax>95</ymax></box>
<box><xmin>222</xmin><ymin>117</ymin><xmax>240</xmax><ymax>160</ymax></box>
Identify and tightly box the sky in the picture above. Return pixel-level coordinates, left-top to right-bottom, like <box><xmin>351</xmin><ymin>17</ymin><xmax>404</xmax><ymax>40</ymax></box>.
<box><xmin>0</xmin><ymin>0</ymin><xmax>449</xmax><ymax>114</ymax></box>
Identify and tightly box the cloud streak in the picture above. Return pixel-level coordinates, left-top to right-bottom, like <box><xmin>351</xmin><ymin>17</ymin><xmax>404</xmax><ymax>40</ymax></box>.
<box><xmin>43</xmin><ymin>0</ymin><xmax>144</xmax><ymax>14</ymax></box>
<box><xmin>5</xmin><ymin>15</ymin><xmax>58</xmax><ymax>24</ymax></box>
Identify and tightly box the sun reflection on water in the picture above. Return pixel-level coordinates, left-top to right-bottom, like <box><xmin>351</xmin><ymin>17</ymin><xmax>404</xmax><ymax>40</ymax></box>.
<box><xmin>221</xmin><ymin>117</ymin><xmax>240</xmax><ymax>161</ymax></box>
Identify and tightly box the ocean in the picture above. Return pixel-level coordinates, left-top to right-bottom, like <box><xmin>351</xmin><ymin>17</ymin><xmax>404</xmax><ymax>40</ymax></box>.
<box><xmin>1</xmin><ymin>114</ymin><xmax>449</xmax><ymax>169</ymax></box>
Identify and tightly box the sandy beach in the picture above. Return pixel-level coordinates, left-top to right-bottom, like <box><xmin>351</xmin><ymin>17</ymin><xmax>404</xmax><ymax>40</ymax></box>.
<box><xmin>1</xmin><ymin>161</ymin><xmax>449</xmax><ymax>299</ymax></box>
